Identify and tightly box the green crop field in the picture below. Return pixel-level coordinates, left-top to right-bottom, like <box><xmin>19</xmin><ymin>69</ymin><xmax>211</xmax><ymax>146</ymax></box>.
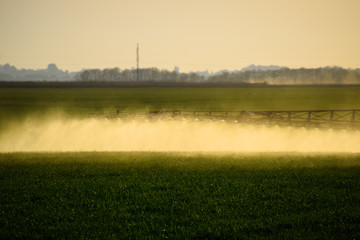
<box><xmin>1</xmin><ymin>86</ymin><xmax>360</xmax><ymax>239</ymax></box>
<box><xmin>1</xmin><ymin>153</ymin><xmax>360</xmax><ymax>239</ymax></box>
<box><xmin>1</xmin><ymin>86</ymin><xmax>360</xmax><ymax>120</ymax></box>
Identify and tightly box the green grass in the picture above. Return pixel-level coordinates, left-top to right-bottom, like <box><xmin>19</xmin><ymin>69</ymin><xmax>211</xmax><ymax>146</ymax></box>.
<box><xmin>1</xmin><ymin>87</ymin><xmax>360</xmax><ymax>120</ymax></box>
<box><xmin>1</xmin><ymin>152</ymin><xmax>359</xmax><ymax>239</ymax></box>
<box><xmin>1</xmin><ymin>86</ymin><xmax>360</xmax><ymax>131</ymax></box>
<box><xmin>1</xmin><ymin>87</ymin><xmax>360</xmax><ymax>238</ymax></box>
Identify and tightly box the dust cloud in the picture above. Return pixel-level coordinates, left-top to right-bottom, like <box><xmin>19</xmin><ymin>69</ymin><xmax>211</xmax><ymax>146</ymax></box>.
<box><xmin>0</xmin><ymin>115</ymin><xmax>359</xmax><ymax>152</ymax></box>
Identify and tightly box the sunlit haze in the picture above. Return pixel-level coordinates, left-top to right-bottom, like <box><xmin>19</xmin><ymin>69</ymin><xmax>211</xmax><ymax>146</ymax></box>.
<box><xmin>1</xmin><ymin>116</ymin><xmax>359</xmax><ymax>152</ymax></box>
<box><xmin>1</xmin><ymin>0</ymin><xmax>359</xmax><ymax>72</ymax></box>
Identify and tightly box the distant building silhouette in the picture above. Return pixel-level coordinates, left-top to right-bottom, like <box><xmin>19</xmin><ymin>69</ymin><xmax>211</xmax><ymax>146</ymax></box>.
<box><xmin>174</xmin><ymin>66</ymin><xmax>179</xmax><ymax>73</ymax></box>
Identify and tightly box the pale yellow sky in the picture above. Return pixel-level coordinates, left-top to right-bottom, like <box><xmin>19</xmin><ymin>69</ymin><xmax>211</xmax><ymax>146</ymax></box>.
<box><xmin>1</xmin><ymin>0</ymin><xmax>359</xmax><ymax>72</ymax></box>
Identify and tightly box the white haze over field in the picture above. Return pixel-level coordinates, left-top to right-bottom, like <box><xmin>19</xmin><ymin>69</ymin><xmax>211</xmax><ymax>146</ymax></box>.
<box><xmin>1</xmin><ymin>116</ymin><xmax>360</xmax><ymax>153</ymax></box>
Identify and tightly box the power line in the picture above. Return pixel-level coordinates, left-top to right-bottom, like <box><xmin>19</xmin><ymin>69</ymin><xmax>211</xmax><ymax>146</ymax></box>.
<box><xmin>136</xmin><ymin>43</ymin><xmax>139</xmax><ymax>82</ymax></box>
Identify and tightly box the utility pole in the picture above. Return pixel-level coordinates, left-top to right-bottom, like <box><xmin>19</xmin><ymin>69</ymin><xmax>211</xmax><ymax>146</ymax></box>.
<box><xmin>136</xmin><ymin>43</ymin><xmax>139</xmax><ymax>82</ymax></box>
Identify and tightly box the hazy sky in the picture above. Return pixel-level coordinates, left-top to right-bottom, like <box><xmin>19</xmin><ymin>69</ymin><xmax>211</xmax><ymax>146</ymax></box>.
<box><xmin>1</xmin><ymin>0</ymin><xmax>359</xmax><ymax>72</ymax></box>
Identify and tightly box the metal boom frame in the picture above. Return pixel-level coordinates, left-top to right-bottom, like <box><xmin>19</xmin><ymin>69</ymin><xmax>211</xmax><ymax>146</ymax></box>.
<box><xmin>89</xmin><ymin>109</ymin><xmax>360</xmax><ymax>130</ymax></box>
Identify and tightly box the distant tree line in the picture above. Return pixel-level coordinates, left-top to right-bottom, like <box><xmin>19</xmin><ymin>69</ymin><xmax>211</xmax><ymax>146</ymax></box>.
<box><xmin>77</xmin><ymin>67</ymin><xmax>360</xmax><ymax>84</ymax></box>
<box><xmin>76</xmin><ymin>68</ymin><xmax>205</xmax><ymax>83</ymax></box>
<box><xmin>0</xmin><ymin>63</ymin><xmax>76</xmax><ymax>81</ymax></box>
<box><xmin>209</xmin><ymin>67</ymin><xmax>360</xmax><ymax>84</ymax></box>
<box><xmin>2</xmin><ymin>63</ymin><xmax>360</xmax><ymax>84</ymax></box>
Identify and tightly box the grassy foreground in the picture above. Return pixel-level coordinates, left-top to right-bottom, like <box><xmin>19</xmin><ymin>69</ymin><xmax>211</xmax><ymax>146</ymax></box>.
<box><xmin>1</xmin><ymin>152</ymin><xmax>359</xmax><ymax>239</ymax></box>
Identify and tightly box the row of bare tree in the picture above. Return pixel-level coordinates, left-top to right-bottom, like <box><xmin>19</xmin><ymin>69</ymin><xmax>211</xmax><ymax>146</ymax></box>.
<box><xmin>76</xmin><ymin>67</ymin><xmax>360</xmax><ymax>84</ymax></box>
